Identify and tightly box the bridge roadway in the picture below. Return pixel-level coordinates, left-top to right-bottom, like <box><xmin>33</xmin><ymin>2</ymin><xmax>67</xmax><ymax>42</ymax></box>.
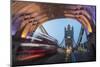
<box><xmin>14</xmin><ymin>48</ymin><xmax>95</xmax><ymax>66</ymax></box>
<box><xmin>14</xmin><ymin>51</ymin><xmax>66</xmax><ymax>66</ymax></box>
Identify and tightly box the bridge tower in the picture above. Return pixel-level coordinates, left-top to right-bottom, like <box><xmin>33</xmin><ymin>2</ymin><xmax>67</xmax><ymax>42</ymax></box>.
<box><xmin>65</xmin><ymin>24</ymin><xmax>74</xmax><ymax>62</ymax></box>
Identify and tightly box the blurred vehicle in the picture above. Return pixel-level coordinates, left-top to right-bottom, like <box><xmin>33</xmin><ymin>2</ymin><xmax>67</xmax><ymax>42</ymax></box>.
<box><xmin>13</xmin><ymin>33</ymin><xmax>58</xmax><ymax>62</ymax></box>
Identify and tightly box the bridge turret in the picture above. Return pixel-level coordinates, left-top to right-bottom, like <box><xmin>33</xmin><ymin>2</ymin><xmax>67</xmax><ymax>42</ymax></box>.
<box><xmin>65</xmin><ymin>24</ymin><xmax>74</xmax><ymax>62</ymax></box>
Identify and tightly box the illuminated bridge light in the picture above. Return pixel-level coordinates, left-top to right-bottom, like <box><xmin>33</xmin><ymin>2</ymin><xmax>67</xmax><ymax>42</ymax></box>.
<box><xmin>88</xmin><ymin>26</ymin><xmax>92</xmax><ymax>33</ymax></box>
<box><xmin>21</xmin><ymin>32</ymin><xmax>27</xmax><ymax>38</ymax></box>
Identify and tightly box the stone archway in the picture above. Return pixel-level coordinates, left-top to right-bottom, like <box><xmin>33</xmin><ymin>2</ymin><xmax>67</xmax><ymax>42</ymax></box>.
<box><xmin>12</xmin><ymin>1</ymin><xmax>95</xmax><ymax>38</ymax></box>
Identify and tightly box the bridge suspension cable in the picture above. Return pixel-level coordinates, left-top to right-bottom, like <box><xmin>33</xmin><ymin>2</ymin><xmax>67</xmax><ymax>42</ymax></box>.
<box><xmin>77</xmin><ymin>25</ymin><xmax>84</xmax><ymax>46</ymax></box>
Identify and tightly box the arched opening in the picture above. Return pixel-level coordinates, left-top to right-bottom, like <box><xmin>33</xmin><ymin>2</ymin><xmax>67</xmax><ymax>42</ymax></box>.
<box><xmin>12</xmin><ymin>1</ymin><xmax>95</xmax><ymax>39</ymax></box>
<box><xmin>34</xmin><ymin>18</ymin><xmax>87</xmax><ymax>48</ymax></box>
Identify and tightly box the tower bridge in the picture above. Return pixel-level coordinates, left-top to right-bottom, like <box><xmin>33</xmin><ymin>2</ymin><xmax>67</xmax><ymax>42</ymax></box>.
<box><xmin>12</xmin><ymin>1</ymin><xmax>96</xmax><ymax>66</ymax></box>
